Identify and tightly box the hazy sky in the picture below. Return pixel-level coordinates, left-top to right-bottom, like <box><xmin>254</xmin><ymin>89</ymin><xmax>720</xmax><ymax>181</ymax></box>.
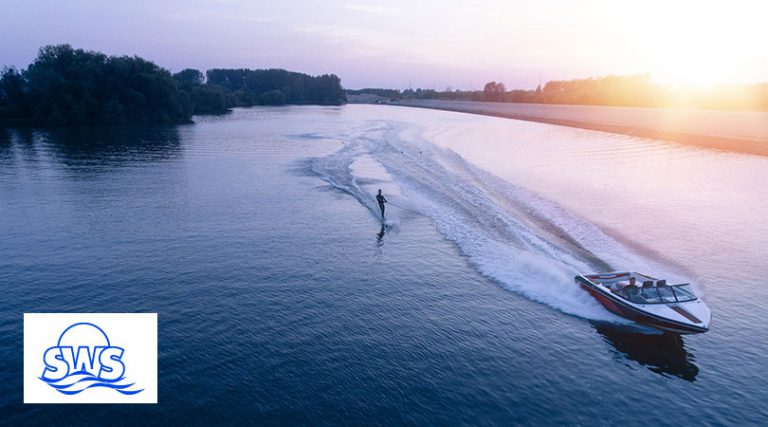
<box><xmin>1</xmin><ymin>0</ymin><xmax>766</xmax><ymax>89</ymax></box>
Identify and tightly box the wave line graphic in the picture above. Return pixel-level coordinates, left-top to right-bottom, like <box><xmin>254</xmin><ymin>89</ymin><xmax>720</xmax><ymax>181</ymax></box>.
<box><xmin>39</xmin><ymin>372</ymin><xmax>144</xmax><ymax>395</ymax></box>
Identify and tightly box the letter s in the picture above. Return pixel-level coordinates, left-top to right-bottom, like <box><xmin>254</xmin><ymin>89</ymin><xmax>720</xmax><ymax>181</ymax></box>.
<box><xmin>98</xmin><ymin>347</ymin><xmax>125</xmax><ymax>381</ymax></box>
<box><xmin>41</xmin><ymin>347</ymin><xmax>69</xmax><ymax>381</ymax></box>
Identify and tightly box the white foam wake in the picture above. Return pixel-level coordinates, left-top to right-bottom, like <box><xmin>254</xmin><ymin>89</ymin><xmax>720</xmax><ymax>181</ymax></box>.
<box><xmin>307</xmin><ymin>121</ymin><xmax>675</xmax><ymax>322</ymax></box>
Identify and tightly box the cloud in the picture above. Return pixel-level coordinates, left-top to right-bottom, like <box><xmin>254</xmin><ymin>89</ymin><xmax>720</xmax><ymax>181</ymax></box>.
<box><xmin>294</xmin><ymin>25</ymin><xmax>407</xmax><ymax>57</ymax></box>
<box><xmin>344</xmin><ymin>4</ymin><xmax>396</xmax><ymax>15</ymax></box>
<box><xmin>169</xmin><ymin>10</ymin><xmax>274</xmax><ymax>24</ymax></box>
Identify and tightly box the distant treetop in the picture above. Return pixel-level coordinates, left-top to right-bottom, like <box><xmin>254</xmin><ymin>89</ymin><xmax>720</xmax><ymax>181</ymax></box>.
<box><xmin>349</xmin><ymin>75</ymin><xmax>768</xmax><ymax>111</ymax></box>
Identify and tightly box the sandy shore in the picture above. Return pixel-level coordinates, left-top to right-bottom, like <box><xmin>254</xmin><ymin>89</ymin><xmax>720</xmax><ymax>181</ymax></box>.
<box><xmin>395</xmin><ymin>100</ymin><xmax>768</xmax><ymax>156</ymax></box>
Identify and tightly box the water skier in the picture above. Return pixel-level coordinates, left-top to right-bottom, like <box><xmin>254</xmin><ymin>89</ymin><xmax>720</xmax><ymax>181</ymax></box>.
<box><xmin>375</xmin><ymin>189</ymin><xmax>388</xmax><ymax>219</ymax></box>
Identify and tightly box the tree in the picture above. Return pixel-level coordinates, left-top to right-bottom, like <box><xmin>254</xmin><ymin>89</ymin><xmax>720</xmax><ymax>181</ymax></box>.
<box><xmin>0</xmin><ymin>44</ymin><xmax>349</xmax><ymax>125</ymax></box>
<box><xmin>259</xmin><ymin>89</ymin><xmax>286</xmax><ymax>106</ymax></box>
<box><xmin>191</xmin><ymin>86</ymin><xmax>227</xmax><ymax>114</ymax></box>
<box><xmin>483</xmin><ymin>81</ymin><xmax>506</xmax><ymax>102</ymax></box>
<box><xmin>173</xmin><ymin>68</ymin><xmax>204</xmax><ymax>88</ymax></box>
<box><xmin>4</xmin><ymin>44</ymin><xmax>193</xmax><ymax>125</ymax></box>
<box><xmin>205</xmin><ymin>68</ymin><xmax>345</xmax><ymax>106</ymax></box>
<box><xmin>0</xmin><ymin>67</ymin><xmax>28</xmax><ymax>118</ymax></box>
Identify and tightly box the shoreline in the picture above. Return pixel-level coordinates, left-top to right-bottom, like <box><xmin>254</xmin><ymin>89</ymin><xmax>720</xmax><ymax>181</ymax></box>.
<box><xmin>392</xmin><ymin>100</ymin><xmax>768</xmax><ymax>157</ymax></box>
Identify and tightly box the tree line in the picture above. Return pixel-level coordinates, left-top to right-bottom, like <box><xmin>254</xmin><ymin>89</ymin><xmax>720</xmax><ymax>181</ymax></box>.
<box><xmin>352</xmin><ymin>74</ymin><xmax>768</xmax><ymax>111</ymax></box>
<box><xmin>0</xmin><ymin>44</ymin><xmax>347</xmax><ymax>126</ymax></box>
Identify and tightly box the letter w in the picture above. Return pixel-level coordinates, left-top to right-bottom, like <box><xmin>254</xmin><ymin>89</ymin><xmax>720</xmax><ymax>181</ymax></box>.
<box><xmin>61</xmin><ymin>346</ymin><xmax>103</xmax><ymax>375</ymax></box>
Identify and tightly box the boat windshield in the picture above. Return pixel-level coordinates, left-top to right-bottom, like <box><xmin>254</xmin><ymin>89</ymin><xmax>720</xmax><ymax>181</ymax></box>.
<box><xmin>657</xmin><ymin>286</ymin><xmax>677</xmax><ymax>303</ymax></box>
<box><xmin>613</xmin><ymin>283</ymin><xmax>698</xmax><ymax>304</ymax></box>
<box><xmin>640</xmin><ymin>287</ymin><xmax>662</xmax><ymax>303</ymax></box>
<box><xmin>613</xmin><ymin>286</ymin><xmax>648</xmax><ymax>304</ymax></box>
<box><xmin>671</xmin><ymin>284</ymin><xmax>697</xmax><ymax>302</ymax></box>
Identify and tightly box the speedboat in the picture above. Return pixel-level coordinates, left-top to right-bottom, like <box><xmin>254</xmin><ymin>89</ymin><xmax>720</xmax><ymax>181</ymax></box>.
<box><xmin>575</xmin><ymin>272</ymin><xmax>710</xmax><ymax>334</ymax></box>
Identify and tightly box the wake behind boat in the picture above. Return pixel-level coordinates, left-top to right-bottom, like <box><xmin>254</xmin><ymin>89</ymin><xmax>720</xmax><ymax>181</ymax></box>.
<box><xmin>575</xmin><ymin>272</ymin><xmax>711</xmax><ymax>334</ymax></box>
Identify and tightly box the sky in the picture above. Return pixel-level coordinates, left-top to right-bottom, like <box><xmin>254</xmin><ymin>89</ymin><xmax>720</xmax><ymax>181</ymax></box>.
<box><xmin>1</xmin><ymin>0</ymin><xmax>767</xmax><ymax>89</ymax></box>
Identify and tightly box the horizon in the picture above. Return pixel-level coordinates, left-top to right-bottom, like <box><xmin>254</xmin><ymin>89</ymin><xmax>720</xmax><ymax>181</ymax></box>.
<box><xmin>2</xmin><ymin>1</ymin><xmax>767</xmax><ymax>90</ymax></box>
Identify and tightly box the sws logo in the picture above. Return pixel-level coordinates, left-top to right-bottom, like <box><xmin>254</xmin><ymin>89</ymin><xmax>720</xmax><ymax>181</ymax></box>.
<box><xmin>25</xmin><ymin>313</ymin><xmax>157</xmax><ymax>404</ymax></box>
<box><xmin>40</xmin><ymin>322</ymin><xmax>143</xmax><ymax>395</ymax></box>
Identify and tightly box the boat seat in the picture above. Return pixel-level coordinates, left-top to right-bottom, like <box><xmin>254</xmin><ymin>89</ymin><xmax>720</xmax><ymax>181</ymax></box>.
<box><xmin>642</xmin><ymin>280</ymin><xmax>653</xmax><ymax>287</ymax></box>
<box><xmin>657</xmin><ymin>280</ymin><xmax>667</xmax><ymax>286</ymax></box>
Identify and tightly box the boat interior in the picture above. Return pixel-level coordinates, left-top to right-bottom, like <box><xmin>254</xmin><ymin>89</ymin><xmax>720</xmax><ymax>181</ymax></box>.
<box><xmin>586</xmin><ymin>272</ymin><xmax>697</xmax><ymax>304</ymax></box>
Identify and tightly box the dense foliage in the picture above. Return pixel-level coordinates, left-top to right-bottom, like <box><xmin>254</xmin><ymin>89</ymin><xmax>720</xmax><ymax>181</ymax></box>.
<box><xmin>204</xmin><ymin>68</ymin><xmax>346</xmax><ymax>107</ymax></box>
<box><xmin>0</xmin><ymin>45</ymin><xmax>347</xmax><ymax>126</ymax></box>
<box><xmin>0</xmin><ymin>45</ymin><xmax>192</xmax><ymax>125</ymax></box>
<box><xmin>351</xmin><ymin>75</ymin><xmax>768</xmax><ymax>111</ymax></box>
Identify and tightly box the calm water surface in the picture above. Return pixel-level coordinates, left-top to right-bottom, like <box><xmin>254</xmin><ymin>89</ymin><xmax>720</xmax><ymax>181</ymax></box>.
<box><xmin>1</xmin><ymin>105</ymin><xmax>766</xmax><ymax>425</ymax></box>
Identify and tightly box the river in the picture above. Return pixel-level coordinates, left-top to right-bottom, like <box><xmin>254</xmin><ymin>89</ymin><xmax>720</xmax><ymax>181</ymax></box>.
<box><xmin>1</xmin><ymin>105</ymin><xmax>766</xmax><ymax>424</ymax></box>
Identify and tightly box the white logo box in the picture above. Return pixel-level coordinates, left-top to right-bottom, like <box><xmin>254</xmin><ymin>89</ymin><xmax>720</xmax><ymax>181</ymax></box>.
<box><xmin>24</xmin><ymin>313</ymin><xmax>157</xmax><ymax>404</ymax></box>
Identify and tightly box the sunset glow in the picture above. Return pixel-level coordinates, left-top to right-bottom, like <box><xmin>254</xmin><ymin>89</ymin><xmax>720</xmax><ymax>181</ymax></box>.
<box><xmin>639</xmin><ymin>1</ymin><xmax>766</xmax><ymax>87</ymax></box>
<box><xmin>1</xmin><ymin>0</ymin><xmax>766</xmax><ymax>89</ymax></box>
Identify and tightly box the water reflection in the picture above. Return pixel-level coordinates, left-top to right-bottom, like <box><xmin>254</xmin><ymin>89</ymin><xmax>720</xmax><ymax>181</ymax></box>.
<box><xmin>0</xmin><ymin>125</ymin><xmax>183</xmax><ymax>172</ymax></box>
<box><xmin>593</xmin><ymin>323</ymin><xmax>699</xmax><ymax>381</ymax></box>
<box><xmin>0</xmin><ymin>127</ymin><xmax>13</xmax><ymax>161</ymax></box>
<box><xmin>377</xmin><ymin>224</ymin><xmax>386</xmax><ymax>244</ymax></box>
<box><xmin>0</xmin><ymin>127</ymin><xmax>12</xmax><ymax>145</ymax></box>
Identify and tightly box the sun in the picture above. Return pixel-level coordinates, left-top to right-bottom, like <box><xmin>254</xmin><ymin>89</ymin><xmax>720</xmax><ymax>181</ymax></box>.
<box><xmin>650</xmin><ymin>53</ymin><xmax>735</xmax><ymax>88</ymax></box>
<box><xmin>638</xmin><ymin>1</ymin><xmax>766</xmax><ymax>88</ymax></box>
